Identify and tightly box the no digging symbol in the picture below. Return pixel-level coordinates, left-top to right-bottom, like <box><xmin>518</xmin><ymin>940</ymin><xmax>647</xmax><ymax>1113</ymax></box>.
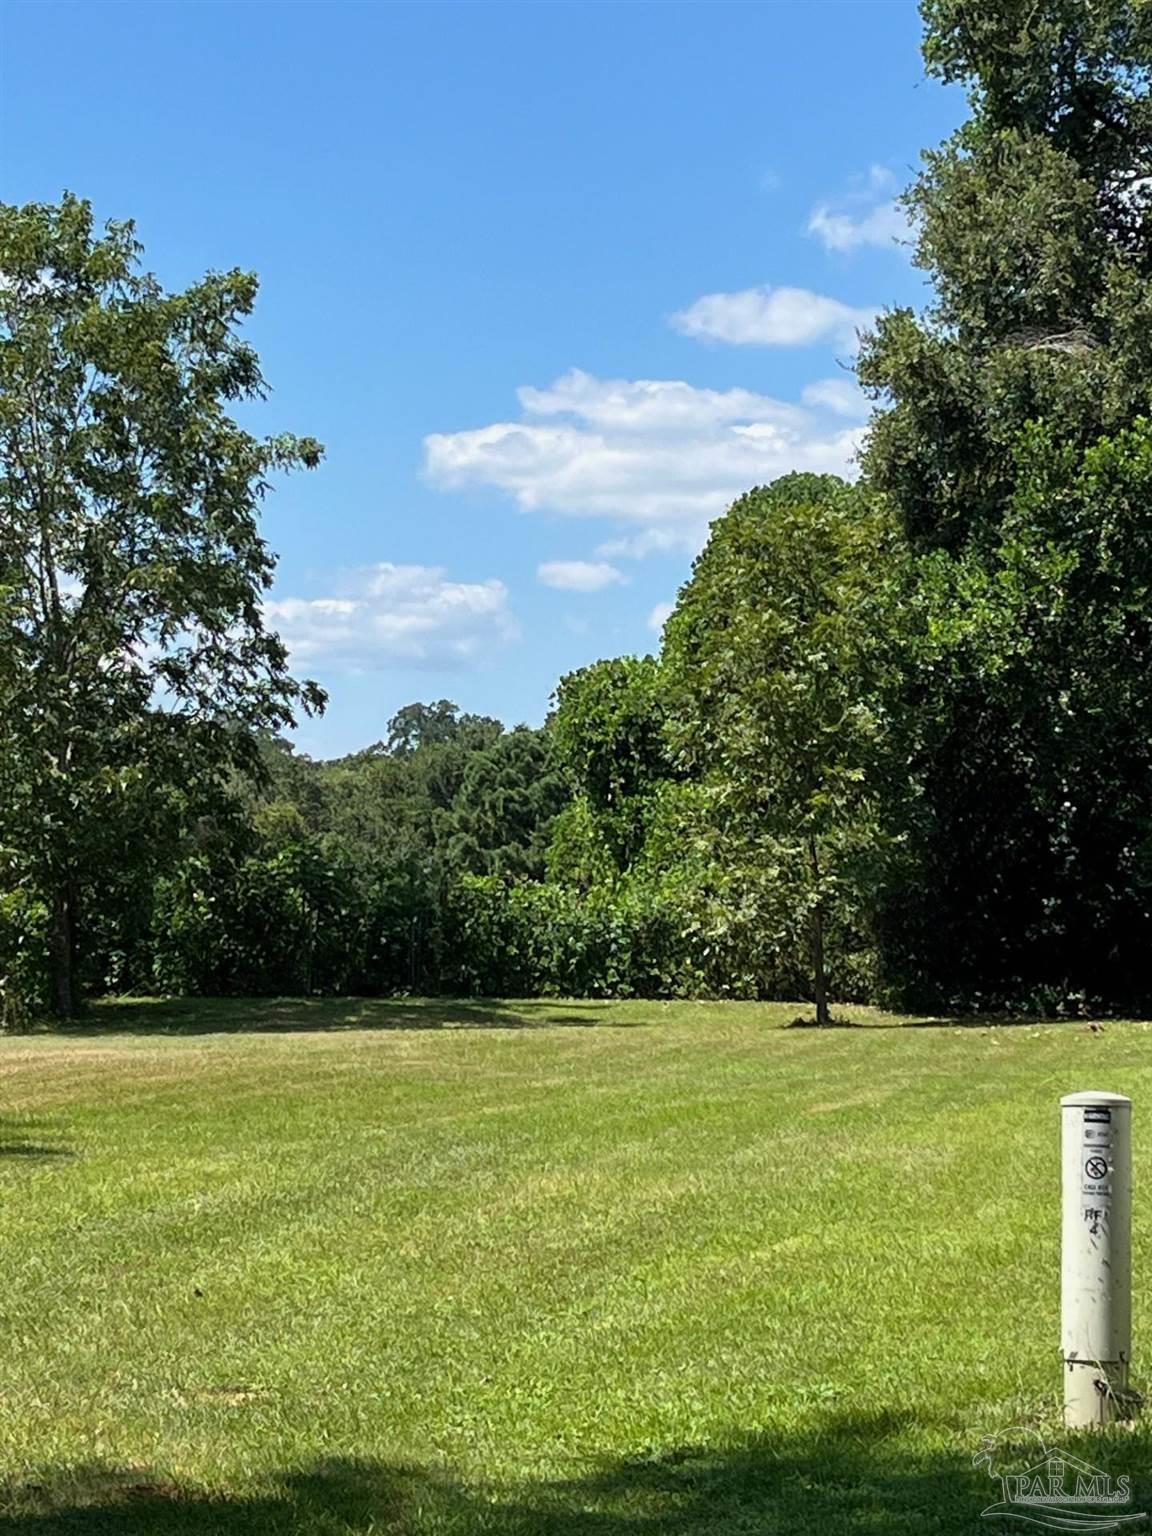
<box><xmin>1085</xmin><ymin>1155</ymin><xmax>1109</xmax><ymax>1181</ymax></box>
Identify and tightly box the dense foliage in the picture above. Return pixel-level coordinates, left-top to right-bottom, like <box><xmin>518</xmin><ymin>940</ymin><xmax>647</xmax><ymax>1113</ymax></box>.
<box><xmin>0</xmin><ymin>196</ymin><xmax>323</xmax><ymax>1017</ymax></box>
<box><xmin>5</xmin><ymin>2</ymin><xmax>1152</xmax><ymax>1018</ymax></box>
<box><xmin>860</xmin><ymin>0</ymin><xmax>1152</xmax><ymax>1009</ymax></box>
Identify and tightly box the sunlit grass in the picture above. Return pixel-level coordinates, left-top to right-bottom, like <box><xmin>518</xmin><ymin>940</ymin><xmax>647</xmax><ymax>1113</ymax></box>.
<box><xmin>1</xmin><ymin>997</ymin><xmax>1150</xmax><ymax>1532</ymax></box>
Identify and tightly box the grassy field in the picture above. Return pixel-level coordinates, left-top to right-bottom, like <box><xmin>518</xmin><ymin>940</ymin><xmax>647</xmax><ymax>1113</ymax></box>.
<box><xmin>2</xmin><ymin>996</ymin><xmax>1152</xmax><ymax>1533</ymax></box>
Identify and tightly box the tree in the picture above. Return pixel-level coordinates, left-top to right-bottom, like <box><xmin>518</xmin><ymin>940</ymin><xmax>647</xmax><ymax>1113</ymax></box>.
<box><xmin>443</xmin><ymin>727</ymin><xmax>568</xmax><ymax>878</ymax></box>
<box><xmin>385</xmin><ymin>700</ymin><xmax>502</xmax><ymax>756</ymax></box>
<box><xmin>856</xmin><ymin>0</ymin><xmax>1152</xmax><ymax>1008</ymax></box>
<box><xmin>0</xmin><ymin>196</ymin><xmax>324</xmax><ymax>1015</ymax></box>
<box><xmin>861</xmin><ymin>0</ymin><xmax>1152</xmax><ymax>554</ymax></box>
<box><xmin>548</xmin><ymin>656</ymin><xmax>673</xmax><ymax>881</ymax></box>
<box><xmin>880</xmin><ymin>418</ymin><xmax>1152</xmax><ymax>1010</ymax></box>
<box><xmin>662</xmin><ymin>475</ymin><xmax>906</xmax><ymax>1023</ymax></box>
<box><xmin>246</xmin><ymin>707</ymin><xmax>567</xmax><ymax>893</ymax></box>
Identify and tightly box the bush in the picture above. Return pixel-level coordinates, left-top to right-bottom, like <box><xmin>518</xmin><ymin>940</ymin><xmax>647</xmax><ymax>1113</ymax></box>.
<box><xmin>152</xmin><ymin>843</ymin><xmax>374</xmax><ymax>995</ymax></box>
<box><xmin>0</xmin><ymin>889</ymin><xmax>49</xmax><ymax>1025</ymax></box>
<box><xmin>133</xmin><ymin>836</ymin><xmax>883</xmax><ymax>1004</ymax></box>
<box><xmin>439</xmin><ymin>876</ymin><xmax>707</xmax><ymax>999</ymax></box>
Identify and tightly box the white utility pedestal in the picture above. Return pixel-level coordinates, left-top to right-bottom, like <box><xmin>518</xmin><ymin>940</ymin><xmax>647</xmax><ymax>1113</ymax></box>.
<box><xmin>1061</xmin><ymin>1091</ymin><xmax>1132</xmax><ymax>1427</ymax></box>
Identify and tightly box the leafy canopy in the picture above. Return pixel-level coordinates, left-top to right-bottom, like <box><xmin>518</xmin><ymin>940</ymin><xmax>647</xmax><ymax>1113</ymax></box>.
<box><xmin>0</xmin><ymin>195</ymin><xmax>324</xmax><ymax>1011</ymax></box>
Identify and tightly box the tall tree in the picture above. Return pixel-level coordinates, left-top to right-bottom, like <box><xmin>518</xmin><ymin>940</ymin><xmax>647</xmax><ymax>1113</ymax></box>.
<box><xmin>662</xmin><ymin>475</ymin><xmax>905</xmax><ymax>1023</ymax></box>
<box><xmin>0</xmin><ymin>196</ymin><xmax>324</xmax><ymax>1015</ymax></box>
<box><xmin>862</xmin><ymin>0</ymin><xmax>1152</xmax><ymax>553</ymax></box>
<box><xmin>857</xmin><ymin>0</ymin><xmax>1152</xmax><ymax>1008</ymax></box>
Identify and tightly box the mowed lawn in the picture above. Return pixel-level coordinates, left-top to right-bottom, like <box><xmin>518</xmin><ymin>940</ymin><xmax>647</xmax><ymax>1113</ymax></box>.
<box><xmin>2</xmin><ymin>998</ymin><xmax>1152</xmax><ymax>1534</ymax></box>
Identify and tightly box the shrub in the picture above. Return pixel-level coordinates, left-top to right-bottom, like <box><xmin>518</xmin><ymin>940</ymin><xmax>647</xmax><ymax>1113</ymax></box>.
<box><xmin>0</xmin><ymin>889</ymin><xmax>49</xmax><ymax>1025</ymax></box>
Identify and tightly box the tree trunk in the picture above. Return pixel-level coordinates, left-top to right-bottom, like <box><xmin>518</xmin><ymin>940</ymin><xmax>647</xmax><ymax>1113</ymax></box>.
<box><xmin>807</xmin><ymin>838</ymin><xmax>830</xmax><ymax>1026</ymax></box>
<box><xmin>47</xmin><ymin>880</ymin><xmax>79</xmax><ymax>1019</ymax></box>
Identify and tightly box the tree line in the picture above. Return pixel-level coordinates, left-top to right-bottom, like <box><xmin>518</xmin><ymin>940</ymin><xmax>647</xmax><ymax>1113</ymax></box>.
<box><xmin>3</xmin><ymin>0</ymin><xmax>1152</xmax><ymax>1020</ymax></box>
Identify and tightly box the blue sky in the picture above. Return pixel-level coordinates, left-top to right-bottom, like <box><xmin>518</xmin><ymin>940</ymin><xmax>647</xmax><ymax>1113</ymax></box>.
<box><xmin>1</xmin><ymin>0</ymin><xmax>962</xmax><ymax>757</ymax></box>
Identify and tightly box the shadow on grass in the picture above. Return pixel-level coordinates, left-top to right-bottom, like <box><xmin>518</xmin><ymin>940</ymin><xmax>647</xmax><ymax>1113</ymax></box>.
<box><xmin>0</xmin><ymin>1117</ymin><xmax>72</xmax><ymax>1163</ymax></box>
<box><xmin>786</xmin><ymin>1012</ymin><xmax>1094</xmax><ymax>1030</ymax></box>
<box><xmin>4</xmin><ymin>1415</ymin><xmax>1150</xmax><ymax>1534</ymax></box>
<box><xmin>59</xmin><ymin>996</ymin><xmax>646</xmax><ymax>1038</ymax></box>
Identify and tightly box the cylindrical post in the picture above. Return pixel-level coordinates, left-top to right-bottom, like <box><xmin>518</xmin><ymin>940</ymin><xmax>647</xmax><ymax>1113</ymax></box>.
<box><xmin>1061</xmin><ymin>1091</ymin><xmax>1132</xmax><ymax>1427</ymax></box>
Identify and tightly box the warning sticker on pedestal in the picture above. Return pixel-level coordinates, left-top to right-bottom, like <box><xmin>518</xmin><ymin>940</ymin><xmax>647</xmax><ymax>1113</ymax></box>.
<box><xmin>1082</xmin><ymin>1144</ymin><xmax>1112</xmax><ymax>1198</ymax></box>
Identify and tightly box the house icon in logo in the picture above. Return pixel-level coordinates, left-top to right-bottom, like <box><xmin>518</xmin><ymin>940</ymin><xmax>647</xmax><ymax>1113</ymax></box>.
<box><xmin>975</xmin><ymin>1436</ymin><xmax>1146</xmax><ymax>1530</ymax></box>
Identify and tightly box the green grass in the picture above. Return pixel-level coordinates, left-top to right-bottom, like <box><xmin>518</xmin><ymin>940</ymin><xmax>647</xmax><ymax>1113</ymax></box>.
<box><xmin>2</xmin><ymin>996</ymin><xmax>1151</xmax><ymax>1533</ymax></box>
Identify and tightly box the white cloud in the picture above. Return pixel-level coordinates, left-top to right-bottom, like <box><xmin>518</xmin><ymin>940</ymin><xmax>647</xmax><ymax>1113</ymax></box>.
<box><xmin>537</xmin><ymin>559</ymin><xmax>626</xmax><ymax>592</ymax></box>
<box><xmin>425</xmin><ymin>368</ymin><xmax>865</xmax><ymax>556</ymax></box>
<box><xmin>801</xmin><ymin>376</ymin><xmax>869</xmax><ymax>418</ymax></box>
<box><xmin>670</xmin><ymin>285</ymin><xmax>876</xmax><ymax>348</ymax></box>
<box><xmin>808</xmin><ymin>201</ymin><xmax>908</xmax><ymax>252</ymax></box>
<box><xmin>808</xmin><ymin>164</ymin><xmax>910</xmax><ymax>253</ymax></box>
<box><xmin>265</xmin><ymin>563</ymin><xmax>517</xmax><ymax>671</ymax></box>
<box><xmin>648</xmin><ymin>601</ymin><xmax>674</xmax><ymax>634</ymax></box>
<box><xmin>596</xmin><ymin>528</ymin><xmax>697</xmax><ymax>560</ymax></box>
<box><xmin>519</xmin><ymin>371</ymin><xmax>800</xmax><ymax>430</ymax></box>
